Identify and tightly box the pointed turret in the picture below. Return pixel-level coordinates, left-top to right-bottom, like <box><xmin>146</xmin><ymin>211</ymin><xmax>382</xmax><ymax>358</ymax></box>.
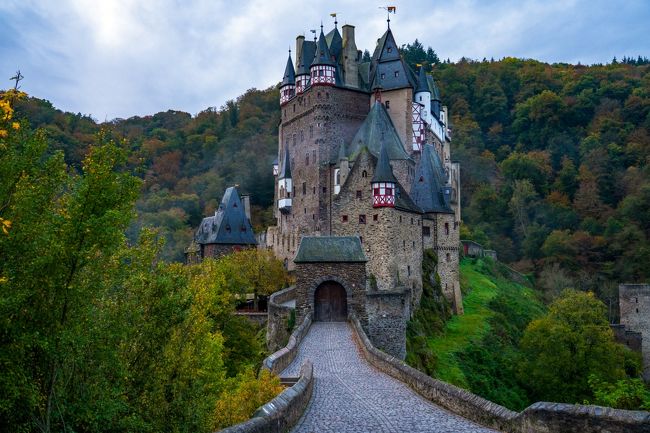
<box><xmin>280</xmin><ymin>53</ymin><xmax>296</xmax><ymax>105</ymax></box>
<box><xmin>311</xmin><ymin>29</ymin><xmax>336</xmax><ymax>86</ymax></box>
<box><xmin>278</xmin><ymin>146</ymin><xmax>292</xmax><ymax>213</ymax></box>
<box><xmin>296</xmin><ymin>40</ymin><xmax>316</xmax><ymax>94</ymax></box>
<box><xmin>427</xmin><ymin>74</ymin><xmax>442</xmax><ymax>119</ymax></box>
<box><xmin>371</xmin><ymin>143</ymin><xmax>397</xmax><ymax>208</ymax></box>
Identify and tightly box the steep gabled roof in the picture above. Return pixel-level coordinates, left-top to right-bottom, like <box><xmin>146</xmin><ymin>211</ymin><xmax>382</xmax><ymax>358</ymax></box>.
<box><xmin>195</xmin><ymin>187</ymin><xmax>257</xmax><ymax>245</ymax></box>
<box><xmin>372</xmin><ymin>142</ymin><xmax>398</xmax><ymax>183</ymax></box>
<box><xmin>281</xmin><ymin>53</ymin><xmax>295</xmax><ymax>86</ymax></box>
<box><xmin>347</xmin><ymin>101</ymin><xmax>411</xmax><ymax>161</ymax></box>
<box><xmin>369</xmin><ymin>29</ymin><xmax>417</xmax><ymax>91</ymax></box>
<box><xmin>279</xmin><ymin>146</ymin><xmax>291</xmax><ymax>179</ymax></box>
<box><xmin>313</xmin><ymin>29</ymin><xmax>336</xmax><ymax>66</ymax></box>
<box><xmin>415</xmin><ymin>65</ymin><xmax>430</xmax><ymax>94</ymax></box>
<box><xmin>296</xmin><ymin>40</ymin><xmax>316</xmax><ymax>76</ymax></box>
<box><xmin>410</xmin><ymin>144</ymin><xmax>453</xmax><ymax>214</ymax></box>
<box><xmin>294</xmin><ymin>236</ymin><xmax>367</xmax><ymax>263</ymax></box>
<box><xmin>325</xmin><ymin>27</ymin><xmax>342</xmax><ymax>62</ymax></box>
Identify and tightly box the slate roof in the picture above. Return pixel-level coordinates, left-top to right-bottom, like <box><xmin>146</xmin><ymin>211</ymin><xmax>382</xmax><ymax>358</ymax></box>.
<box><xmin>325</xmin><ymin>27</ymin><xmax>342</xmax><ymax>62</ymax></box>
<box><xmin>415</xmin><ymin>65</ymin><xmax>430</xmax><ymax>94</ymax></box>
<box><xmin>313</xmin><ymin>29</ymin><xmax>336</xmax><ymax>66</ymax></box>
<box><xmin>195</xmin><ymin>187</ymin><xmax>257</xmax><ymax>245</ymax></box>
<box><xmin>279</xmin><ymin>146</ymin><xmax>291</xmax><ymax>179</ymax></box>
<box><xmin>347</xmin><ymin>101</ymin><xmax>411</xmax><ymax>161</ymax></box>
<box><xmin>369</xmin><ymin>29</ymin><xmax>417</xmax><ymax>91</ymax></box>
<box><xmin>296</xmin><ymin>40</ymin><xmax>316</xmax><ymax>76</ymax></box>
<box><xmin>427</xmin><ymin>75</ymin><xmax>441</xmax><ymax>101</ymax></box>
<box><xmin>281</xmin><ymin>53</ymin><xmax>295</xmax><ymax>86</ymax></box>
<box><xmin>294</xmin><ymin>236</ymin><xmax>367</xmax><ymax>263</ymax></box>
<box><xmin>410</xmin><ymin>144</ymin><xmax>453</xmax><ymax>214</ymax></box>
<box><xmin>371</xmin><ymin>142</ymin><xmax>398</xmax><ymax>183</ymax></box>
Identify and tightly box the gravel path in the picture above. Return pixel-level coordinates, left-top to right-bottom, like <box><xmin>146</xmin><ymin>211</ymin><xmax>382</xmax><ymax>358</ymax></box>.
<box><xmin>282</xmin><ymin>322</ymin><xmax>499</xmax><ymax>433</ymax></box>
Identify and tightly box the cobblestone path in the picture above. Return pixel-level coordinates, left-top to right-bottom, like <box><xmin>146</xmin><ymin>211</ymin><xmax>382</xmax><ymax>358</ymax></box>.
<box><xmin>282</xmin><ymin>322</ymin><xmax>499</xmax><ymax>433</ymax></box>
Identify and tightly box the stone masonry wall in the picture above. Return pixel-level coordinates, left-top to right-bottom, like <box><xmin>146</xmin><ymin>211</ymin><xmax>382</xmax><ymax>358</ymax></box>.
<box><xmin>271</xmin><ymin>85</ymin><xmax>370</xmax><ymax>269</ymax></box>
<box><xmin>433</xmin><ymin>212</ymin><xmax>463</xmax><ymax>314</ymax></box>
<box><xmin>371</xmin><ymin>88</ymin><xmax>413</xmax><ymax>153</ymax></box>
<box><xmin>331</xmin><ymin>150</ymin><xmax>423</xmax><ymax>306</ymax></box>
<box><xmin>619</xmin><ymin>284</ymin><xmax>650</xmax><ymax>381</ymax></box>
<box><xmin>294</xmin><ymin>262</ymin><xmax>366</xmax><ymax>324</ymax></box>
<box><xmin>365</xmin><ymin>288</ymin><xmax>410</xmax><ymax>359</ymax></box>
<box><xmin>266</xmin><ymin>286</ymin><xmax>296</xmax><ymax>352</ymax></box>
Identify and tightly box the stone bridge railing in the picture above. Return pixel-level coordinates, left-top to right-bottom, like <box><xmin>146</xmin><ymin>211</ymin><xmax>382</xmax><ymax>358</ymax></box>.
<box><xmin>218</xmin><ymin>313</ymin><xmax>313</xmax><ymax>433</ymax></box>
<box><xmin>266</xmin><ymin>286</ymin><xmax>297</xmax><ymax>352</ymax></box>
<box><xmin>350</xmin><ymin>315</ymin><xmax>650</xmax><ymax>433</ymax></box>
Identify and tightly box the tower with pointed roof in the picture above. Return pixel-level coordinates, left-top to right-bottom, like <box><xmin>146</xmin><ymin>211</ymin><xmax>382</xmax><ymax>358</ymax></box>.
<box><xmin>266</xmin><ymin>18</ymin><xmax>462</xmax><ymax>318</ymax></box>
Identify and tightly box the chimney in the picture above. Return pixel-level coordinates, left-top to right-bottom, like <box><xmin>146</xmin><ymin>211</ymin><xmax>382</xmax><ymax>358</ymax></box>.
<box><xmin>296</xmin><ymin>35</ymin><xmax>305</xmax><ymax>69</ymax></box>
<box><xmin>241</xmin><ymin>195</ymin><xmax>251</xmax><ymax>222</ymax></box>
<box><xmin>341</xmin><ymin>25</ymin><xmax>359</xmax><ymax>88</ymax></box>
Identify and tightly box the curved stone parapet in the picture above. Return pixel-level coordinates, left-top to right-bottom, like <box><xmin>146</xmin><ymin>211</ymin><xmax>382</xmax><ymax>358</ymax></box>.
<box><xmin>218</xmin><ymin>361</ymin><xmax>314</xmax><ymax>433</ymax></box>
<box><xmin>263</xmin><ymin>312</ymin><xmax>312</xmax><ymax>375</ymax></box>
<box><xmin>350</xmin><ymin>314</ymin><xmax>650</xmax><ymax>433</ymax></box>
<box><xmin>267</xmin><ymin>286</ymin><xmax>297</xmax><ymax>352</ymax></box>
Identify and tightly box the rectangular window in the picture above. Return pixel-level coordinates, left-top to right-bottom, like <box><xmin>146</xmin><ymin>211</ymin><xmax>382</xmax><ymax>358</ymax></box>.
<box><xmin>373</xmin><ymin>214</ymin><xmax>378</xmax><ymax>222</ymax></box>
<box><xmin>394</xmin><ymin>71</ymin><xmax>399</xmax><ymax>77</ymax></box>
<box><xmin>313</xmin><ymin>186</ymin><xmax>316</xmax><ymax>194</ymax></box>
<box><xmin>407</xmin><ymin>265</ymin><xmax>411</xmax><ymax>276</ymax></box>
<box><xmin>385</xmin><ymin>100</ymin><xmax>390</xmax><ymax>109</ymax></box>
<box><xmin>380</xmin><ymin>73</ymin><xmax>385</xmax><ymax>79</ymax></box>
<box><xmin>302</xmin><ymin>182</ymin><xmax>306</xmax><ymax>195</ymax></box>
<box><xmin>342</xmin><ymin>215</ymin><xmax>348</xmax><ymax>222</ymax></box>
<box><xmin>322</xmin><ymin>186</ymin><xmax>327</xmax><ymax>194</ymax></box>
<box><xmin>422</xmin><ymin>226</ymin><xmax>431</xmax><ymax>236</ymax></box>
<box><xmin>356</xmin><ymin>190</ymin><xmax>362</xmax><ymax>199</ymax></box>
<box><xmin>306</xmin><ymin>153</ymin><xmax>309</xmax><ymax>165</ymax></box>
<box><xmin>359</xmin><ymin>214</ymin><xmax>366</xmax><ymax>224</ymax></box>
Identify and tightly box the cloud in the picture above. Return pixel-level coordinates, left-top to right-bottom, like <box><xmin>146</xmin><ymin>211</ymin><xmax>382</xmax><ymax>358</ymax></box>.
<box><xmin>1</xmin><ymin>0</ymin><xmax>648</xmax><ymax>119</ymax></box>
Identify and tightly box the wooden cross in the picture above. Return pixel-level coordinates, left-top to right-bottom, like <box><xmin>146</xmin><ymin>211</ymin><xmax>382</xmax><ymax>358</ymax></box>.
<box><xmin>9</xmin><ymin>70</ymin><xmax>23</xmax><ymax>90</ymax></box>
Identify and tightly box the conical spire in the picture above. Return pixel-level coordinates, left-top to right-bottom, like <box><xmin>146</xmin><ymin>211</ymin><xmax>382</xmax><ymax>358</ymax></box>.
<box><xmin>372</xmin><ymin>142</ymin><xmax>398</xmax><ymax>183</ymax></box>
<box><xmin>281</xmin><ymin>52</ymin><xmax>295</xmax><ymax>86</ymax></box>
<box><xmin>415</xmin><ymin>65</ymin><xmax>429</xmax><ymax>93</ymax></box>
<box><xmin>313</xmin><ymin>29</ymin><xmax>336</xmax><ymax>66</ymax></box>
<box><xmin>279</xmin><ymin>146</ymin><xmax>292</xmax><ymax>179</ymax></box>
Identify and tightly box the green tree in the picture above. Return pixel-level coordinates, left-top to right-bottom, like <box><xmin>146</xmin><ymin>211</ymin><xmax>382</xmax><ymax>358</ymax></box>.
<box><xmin>518</xmin><ymin>290</ymin><xmax>628</xmax><ymax>404</ymax></box>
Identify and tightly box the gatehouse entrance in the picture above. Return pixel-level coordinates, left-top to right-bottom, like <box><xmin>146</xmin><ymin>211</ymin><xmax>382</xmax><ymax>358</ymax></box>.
<box><xmin>314</xmin><ymin>281</ymin><xmax>347</xmax><ymax>321</ymax></box>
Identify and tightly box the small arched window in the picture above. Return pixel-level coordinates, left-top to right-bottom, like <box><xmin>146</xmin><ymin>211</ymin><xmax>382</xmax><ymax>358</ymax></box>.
<box><xmin>362</xmin><ymin>170</ymin><xmax>368</xmax><ymax>178</ymax></box>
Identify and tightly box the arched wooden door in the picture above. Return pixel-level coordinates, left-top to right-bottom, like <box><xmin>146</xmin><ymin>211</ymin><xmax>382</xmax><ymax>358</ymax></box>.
<box><xmin>314</xmin><ymin>281</ymin><xmax>348</xmax><ymax>322</ymax></box>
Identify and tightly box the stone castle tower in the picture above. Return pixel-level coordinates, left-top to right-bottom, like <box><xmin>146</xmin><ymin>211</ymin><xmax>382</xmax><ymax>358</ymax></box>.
<box><xmin>266</xmin><ymin>20</ymin><xmax>462</xmax><ymax>315</ymax></box>
<box><xmin>619</xmin><ymin>284</ymin><xmax>650</xmax><ymax>382</ymax></box>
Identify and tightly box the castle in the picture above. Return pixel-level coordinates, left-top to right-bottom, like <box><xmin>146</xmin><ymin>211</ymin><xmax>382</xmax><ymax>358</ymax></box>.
<box><xmin>265</xmin><ymin>20</ymin><xmax>463</xmax><ymax>357</ymax></box>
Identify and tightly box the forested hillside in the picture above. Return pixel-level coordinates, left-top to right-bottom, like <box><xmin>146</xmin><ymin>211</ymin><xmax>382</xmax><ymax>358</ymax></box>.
<box><xmin>10</xmin><ymin>47</ymin><xmax>650</xmax><ymax>298</ymax></box>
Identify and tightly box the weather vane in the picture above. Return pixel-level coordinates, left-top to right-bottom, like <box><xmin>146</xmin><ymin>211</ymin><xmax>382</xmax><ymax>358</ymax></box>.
<box><xmin>379</xmin><ymin>6</ymin><xmax>397</xmax><ymax>28</ymax></box>
<box><xmin>330</xmin><ymin>12</ymin><xmax>338</xmax><ymax>28</ymax></box>
<box><xmin>379</xmin><ymin>6</ymin><xmax>397</xmax><ymax>29</ymax></box>
<box><xmin>10</xmin><ymin>70</ymin><xmax>24</xmax><ymax>90</ymax></box>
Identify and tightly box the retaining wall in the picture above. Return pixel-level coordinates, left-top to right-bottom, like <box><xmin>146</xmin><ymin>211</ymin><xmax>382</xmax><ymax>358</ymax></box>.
<box><xmin>350</xmin><ymin>315</ymin><xmax>650</xmax><ymax>433</ymax></box>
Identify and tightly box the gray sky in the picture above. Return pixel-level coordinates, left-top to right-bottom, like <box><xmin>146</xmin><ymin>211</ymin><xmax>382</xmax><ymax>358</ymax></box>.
<box><xmin>1</xmin><ymin>0</ymin><xmax>648</xmax><ymax>120</ymax></box>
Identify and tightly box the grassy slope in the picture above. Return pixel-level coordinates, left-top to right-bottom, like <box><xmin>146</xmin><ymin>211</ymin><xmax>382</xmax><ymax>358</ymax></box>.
<box><xmin>424</xmin><ymin>258</ymin><xmax>545</xmax><ymax>408</ymax></box>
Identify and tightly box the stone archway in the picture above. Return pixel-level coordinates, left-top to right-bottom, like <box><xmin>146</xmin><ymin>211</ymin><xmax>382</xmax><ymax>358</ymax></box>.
<box><xmin>314</xmin><ymin>281</ymin><xmax>348</xmax><ymax>322</ymax></box>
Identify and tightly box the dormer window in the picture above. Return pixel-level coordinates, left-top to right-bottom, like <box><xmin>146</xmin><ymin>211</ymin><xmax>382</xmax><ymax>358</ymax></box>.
<box><xmin>380</xmin><ymin>73</ymin><xmax>385</xmax><ymax>79</ymax></box>
<box><xmin>385</xmin><ymin>101</ymin><xmax>390</xmax><ymax>109</ymax></box>
<box><xmin>394</xmin><ymin>71</ymin><xmax>399</xmax><ymax>77</ymax></box>
<box><xmin>387</xmin><ymin>47</ymin><xmax>392</xmax><ymax>53</ymax></box>
<box><xmin>226</xmin><ymin>225</ymin><xmax>231</xmax><ymax>233</ymax></box>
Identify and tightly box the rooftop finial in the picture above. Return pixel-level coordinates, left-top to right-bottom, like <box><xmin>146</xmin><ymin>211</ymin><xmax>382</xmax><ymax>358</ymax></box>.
<box><xmin>380</xmin><ymin>6</ymin><xmax>397</xmax><ymax>29</ymax></box>
<box><xmin>320</xmin><ymin>21</ymin><xmax>323</xmax><ymax>33</ymax></box>
<box><xmin>330</xmin><ymin>12</ymin><xmax>338</xmax><ymax>28</ymax></box>
<box><xmin>310</xmin><ymin>28</ymin><xmax>317</xmax><ymax>41</ymax></box>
